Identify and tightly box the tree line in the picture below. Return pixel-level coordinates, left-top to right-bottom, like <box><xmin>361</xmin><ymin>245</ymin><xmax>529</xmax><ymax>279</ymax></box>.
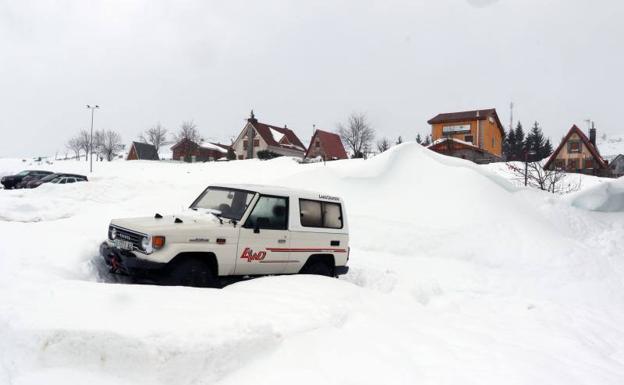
<box><xmin>65</xmin><ymin>129</ymin><xmax>123</xmax><ymax>161</ymax></box>
<box><xmin>503</xmin><ymin>121</ymin><xmax>553</xmax><ymax>162</ymax></box>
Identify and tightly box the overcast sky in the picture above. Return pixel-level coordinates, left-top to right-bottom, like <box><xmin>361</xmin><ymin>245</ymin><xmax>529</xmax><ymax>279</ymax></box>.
<box><xmin>1</xmin><ymin>0</ymin><xmax>622</xmax><ymax>157</ymax></box>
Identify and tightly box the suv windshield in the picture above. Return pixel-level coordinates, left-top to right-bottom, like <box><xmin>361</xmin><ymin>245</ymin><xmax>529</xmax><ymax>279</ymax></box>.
<box><xmin>190</xmin><ymin>187</ymin><xmax>255</xmax><ymax>220</ymax></box>
<box><xmin>17</xmin><ymin>171</ymin><xmax>29</xmax><ymax>176</ymax></box>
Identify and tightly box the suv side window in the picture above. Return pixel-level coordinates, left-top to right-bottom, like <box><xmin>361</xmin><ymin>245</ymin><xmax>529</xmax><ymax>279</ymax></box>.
<box><xmin>66</xmin><ymin>178</ymin><xmax>76</xmax><ymax>183</ymax></box>
<box><xmin>244</xmin><ymin>196</ymin><xmax>288</xmax><ymax>230</ymax></box>
<box><xmin>59</xmin><ymin>178</ymin><xmax>67</xmax><ymax>184</ymax></box>
<box><xmin>299</xmin><ymin>199</ymin><xmax>343</xmax><ymax>229</ymax></box>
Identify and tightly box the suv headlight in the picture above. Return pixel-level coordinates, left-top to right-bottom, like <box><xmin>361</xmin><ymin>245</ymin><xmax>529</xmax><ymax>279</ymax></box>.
<box><xmin>110</xmin><ymin>227</ymin><xmax>117</xmax><ymax>240</ymax></box>
<box><xmin>141</xmin><ymin>236</ymin><xmax>151</xmax><ymax>252</ymax></box>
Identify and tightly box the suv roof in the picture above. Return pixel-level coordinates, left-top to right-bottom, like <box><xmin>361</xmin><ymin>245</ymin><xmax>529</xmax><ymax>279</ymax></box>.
<box><xmin>209</xmin><ymin>183</ymin><xmax>343</xmax><ymax>203</ymax></box>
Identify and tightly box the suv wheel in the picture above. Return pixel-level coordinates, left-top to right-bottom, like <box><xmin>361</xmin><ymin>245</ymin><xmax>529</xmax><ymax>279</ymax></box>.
<box><xmin>163</xmin><ymin>259</ymin><xmax>218</xmax><ymax>288</ymax></box>
<box><xmin>301</xmin><ymin>260</ymin><xmax>333</xmax><ymax>277</ymax></box>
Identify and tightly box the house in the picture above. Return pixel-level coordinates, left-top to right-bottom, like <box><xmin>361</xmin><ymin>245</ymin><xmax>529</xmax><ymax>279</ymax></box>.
<box><xmin>231</xmin><ymin>111</ymin><xmax>306</xmax><ymax>159</ymax></box>
<box><xmin>305</xmin><ymin>129</ymin><xmax>349</xmax><ymax>160</ymax></box>
<box><xmin>170</xmin><ymin>138</ymin><xmax>231</xmax><ymax>162</ymax></box>
<box><xmin>543</xmin><ymin>124</ymin><xmax>609</xmax><ymax>176</ymax></box>
<box><xmin>607</xmin><ymin>154</ymin><xmax>624</xmax><ymax>178</ymax></box>
<box><xmin>127</xmin><ymin>141</ymin><xmax>159</xmax><ymax>160</ymax></box>
<box><xmin>427</xmin><ymin>137</ymin><xmax>499</xmax><ymax>163</ymax></box>
<box><xmin>427</xmin><ymin>108</ymin><xmax>505</xmax><ymax>163</ymax></box>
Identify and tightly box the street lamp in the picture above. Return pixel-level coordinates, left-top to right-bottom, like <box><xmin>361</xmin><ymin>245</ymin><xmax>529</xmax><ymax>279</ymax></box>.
<box><xmin>524</xmin><ymin>149</ymin><xmax>537</xmax><ymax>186</ymax></box>
<box><xmin>86</xmin><ymin>105</ymin><xmax>99</xmax><ymax>173</ymax></box>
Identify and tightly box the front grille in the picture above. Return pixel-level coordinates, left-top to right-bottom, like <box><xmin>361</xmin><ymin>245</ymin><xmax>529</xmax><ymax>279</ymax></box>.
<box><xmin>109</xmin><ymin>226</ymin><xmax>145</xmax><ymax>251</ymax></box>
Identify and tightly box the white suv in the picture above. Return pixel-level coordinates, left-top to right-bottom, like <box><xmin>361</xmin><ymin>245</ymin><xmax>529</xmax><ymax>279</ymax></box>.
<box><xmin>100</xmin><ymin>184</ymin><xmax>349</xmax><ymax>287</ymax></box>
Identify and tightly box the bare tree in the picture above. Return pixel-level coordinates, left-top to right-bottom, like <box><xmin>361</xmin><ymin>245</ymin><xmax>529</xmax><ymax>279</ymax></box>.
<box><xmin>93</xmin><ymin>130</ymin><xmax>106</xmax><ymax>161</ymax></box>
<box><xmin>140</xmin><ymin>123</ymin><xmax>168</xmax><ymax>153</ymax></box>
<box><xmin>77</xmin><ymin>129</ymin><xmax>91</xmax><ymax>162</ymax></box>
<box><xmin>100</xmin><ymin>130</ymin><xmax>124</xmax><ymax>161</ymax></box>
<box><xmin>376</xmin><ymin>137</ymin><xmax>391</xmax><ymax>153</ymax></box>
<box><xmin>506</xmin><ymin>161</ymin><xmax>581</xmax><ymax>194</ymax></box>
<box><xmin>337</xmin><ymin>113</ymin><xmax>375</xmax><ymax>158</ymax></box>
<box><xmin>66</xmin><ymin>137</ymin><xmax>82</xmax><ymax>160</ymax></box>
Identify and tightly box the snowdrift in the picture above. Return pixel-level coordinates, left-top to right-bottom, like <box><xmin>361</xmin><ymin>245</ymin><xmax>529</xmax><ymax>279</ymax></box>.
<box><xmin>570</xmin><ymin>177</ymin><xmax>624</xmax><ymax>212</ymax></box>
<box><xmin>1</xmin><ymin>143</ymin><xmax>624</xmax><ymax>385</ymax></box>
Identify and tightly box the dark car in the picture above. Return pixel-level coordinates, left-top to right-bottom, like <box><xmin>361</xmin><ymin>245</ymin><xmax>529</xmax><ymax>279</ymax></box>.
<box><xmin>27</xmin><ymin>173</ymin><xmax>88</xmax><ymax>188</ymax></box>
<box><xmin>1</xmin><ymin>170</ymin><xmax>53</xmax><ymax>189</ymax></box>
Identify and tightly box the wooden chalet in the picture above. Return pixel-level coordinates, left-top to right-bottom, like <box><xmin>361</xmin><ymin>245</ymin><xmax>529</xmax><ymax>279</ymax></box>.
<box><xmin>305</xmin><ymin>129</ymin><xmax>349</xmax><ymax>160</ymax></box>
<box><xmin>544</xmin><ymin>124</ymin><xmax>609</xmax><ymax>176</ymax></box>
<box><xmin>171</xmin><ymin>138</ymin><xmax>231</xmax><ymax>162</ymax></box>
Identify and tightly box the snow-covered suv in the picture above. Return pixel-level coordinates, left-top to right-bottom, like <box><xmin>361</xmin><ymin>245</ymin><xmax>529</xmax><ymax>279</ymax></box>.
<box><xmin>100</xmin><ymin>184</ymin><xmax>349</xmax><ymax>287</ymax></box>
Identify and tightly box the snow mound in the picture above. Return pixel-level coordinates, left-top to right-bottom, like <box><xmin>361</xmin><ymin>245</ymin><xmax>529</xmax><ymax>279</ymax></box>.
<box><xmin>570</xmin><ymin>177</ymin><xmax>624</xmax><ymax>212</ymax></box>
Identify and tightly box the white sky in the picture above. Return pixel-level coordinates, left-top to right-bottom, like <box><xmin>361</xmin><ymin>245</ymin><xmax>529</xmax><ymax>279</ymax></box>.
<box><xmin>1</xmin><ymin>0</ymin><xmax>623</xmax><ymax>157</ymax></box>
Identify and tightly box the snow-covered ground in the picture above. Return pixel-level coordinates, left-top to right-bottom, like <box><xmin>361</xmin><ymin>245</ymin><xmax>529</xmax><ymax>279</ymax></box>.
<box><xmin>1</xmin><ymin>143</ymin><xmax>624</xmax><ymax>385</ymax></box>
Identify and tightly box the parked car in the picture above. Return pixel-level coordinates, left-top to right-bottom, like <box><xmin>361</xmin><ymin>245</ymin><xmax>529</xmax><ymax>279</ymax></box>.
<box><xmin>100</xmin><ymin>184</ymin><xmax>350</xmax><ymax>287</ymax></box>
<box><xmin>1</xmin><ymin>170</ymin><xmax>53</xmax><ymax>189</ymax></box>
<box><xmin>27</xmin><ymin>173</ymin><xmax>88</xmax><ymax>188</ymax></box>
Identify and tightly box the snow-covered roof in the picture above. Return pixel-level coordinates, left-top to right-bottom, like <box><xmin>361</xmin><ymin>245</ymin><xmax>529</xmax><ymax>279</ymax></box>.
<box><xmin>199</xmin><ymin>142</ymin><xmax>228</xmax><ymax>153</ymax></box>
<box><xmin>427</xmin><ymin>137</ymin><xmax>477</xmax><ymax>148</ymax></box>
<box><xmin>268</xmin><ymin>127</ymin><xmax>285</xmax><ymax>143</ymax></box>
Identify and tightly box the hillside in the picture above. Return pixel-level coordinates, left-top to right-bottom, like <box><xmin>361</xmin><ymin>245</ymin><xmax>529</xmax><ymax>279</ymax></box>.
<box><xmin>1</xmin><ymin>143</ymin><xmax>624</xmax><ymax>385</ymax></box>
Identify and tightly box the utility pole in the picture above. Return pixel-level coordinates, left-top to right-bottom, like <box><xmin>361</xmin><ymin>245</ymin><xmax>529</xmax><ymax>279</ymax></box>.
<box><xmin>86</xmin><ymin>105</ymin><xmax>99</xmax><ymax>173</ymax></box>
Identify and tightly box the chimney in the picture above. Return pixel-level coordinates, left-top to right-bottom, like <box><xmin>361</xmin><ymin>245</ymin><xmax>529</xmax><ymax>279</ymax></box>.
<box><xmin>589</xmin><ymin>122</ymin><xmax>596</xmax><ymax>146</ymax></box>
<box><xmin>247</xmin><ymin>110</ymin><xmax>256</xmax><ymax>159</ymax></box>
<box><xmin>248</xmin><ymin>109</ymin><xmax>258</xmax><ymax>124</ymax></box>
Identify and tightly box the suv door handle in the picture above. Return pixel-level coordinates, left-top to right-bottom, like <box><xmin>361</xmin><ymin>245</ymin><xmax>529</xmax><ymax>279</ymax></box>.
<box><xmin>278</xmin><ymin>239</ymin><xmax>286</xmax><ymax>244</ymax></box>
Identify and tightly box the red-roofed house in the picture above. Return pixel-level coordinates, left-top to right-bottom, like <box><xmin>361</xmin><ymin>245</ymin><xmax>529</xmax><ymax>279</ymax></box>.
<box><xmin>232</xmin><ymin>111</ymin><xmax>306</xmax><ymax>159</ymax></box>
<box><xmin>543</xmin><ymin>124</ymin><xmax>609</xmax><ymax>176</ymax></box>
<box><xmin>305</xmin><ymin>129</ymin><xmax>349</xmax><ymax>160</ymax></box>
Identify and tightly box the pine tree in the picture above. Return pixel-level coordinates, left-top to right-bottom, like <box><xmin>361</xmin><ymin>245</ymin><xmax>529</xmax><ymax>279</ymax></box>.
<box><xmin>525</xmin><ymin>121</ymin><xmax>546</xmax><ymax>161</ymax></box>
<box><xmin>416</xmin><ymin>133</ymin><xmax>422</xmax><ymax>144</ymax></box>
<box><xmin>396</xmin><ymin>136</ymin><xmax>403</xmax><ymax>145</ymax></box>
<box><xmin>423</xmin><ymin>134</ymin><xmax>431</xmax><ymax>146</ymax></box>
<box><xmin>513</xmin><ymin>122</ymin><xmax>525</xmax><ymax>160</ymax></box>
<box><xmin>503</xmin><ymin>128</ymin><xmax>515</xmax><ymax>160</ymax></box>
<box><xmin>543</xmin><ymin>138</ymin><xmax>553</xmax><ymax>158</ymax></box>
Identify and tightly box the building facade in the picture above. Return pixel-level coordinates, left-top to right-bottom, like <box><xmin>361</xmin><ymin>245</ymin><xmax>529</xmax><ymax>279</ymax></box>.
<box><xmin>427</xmin><ymin>108</ymin><xmax>504</xmax><ymax>163</ymax></box>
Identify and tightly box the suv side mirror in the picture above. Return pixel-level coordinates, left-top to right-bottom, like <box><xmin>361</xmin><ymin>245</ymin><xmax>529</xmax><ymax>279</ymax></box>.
<box><xmin>254</xmin><ymin>217</ymin><xmax>270</xmax><ymax>233</ymax></box>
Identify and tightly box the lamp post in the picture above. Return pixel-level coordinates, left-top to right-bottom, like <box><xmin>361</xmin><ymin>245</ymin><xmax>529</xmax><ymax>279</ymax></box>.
<box><xmin>86</xmin><ymin>105</ymin><xmax>99</xmax><ymax>173</ymax></box>
<box><xmin>524</xmin><ymin>149</ymin><xmax>536</xmax><ymax>186</ymax></box>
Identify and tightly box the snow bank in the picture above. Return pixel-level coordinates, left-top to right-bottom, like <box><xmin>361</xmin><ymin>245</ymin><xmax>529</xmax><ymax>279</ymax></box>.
<box><xmin>570</xmin><ymin>177</ymin><xmax>624</xmax><ymax>212</ymax></box>
<box><xmin>2</xmin><ymin>143</ymin><xmax>624</xmax><ymax>385</ymax></box>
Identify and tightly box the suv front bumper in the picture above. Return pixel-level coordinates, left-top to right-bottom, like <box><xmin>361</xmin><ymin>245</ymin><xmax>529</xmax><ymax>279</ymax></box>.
<box><xmin>100</xmin><ymin>242</ymin><xmax>165</xmax><ymax>276</ymax></box>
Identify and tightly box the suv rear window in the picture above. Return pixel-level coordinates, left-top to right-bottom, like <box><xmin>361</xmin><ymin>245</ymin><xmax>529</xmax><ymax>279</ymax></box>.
<box><xmin>299</xmin><ymin>199</ymin><xmax>343</xmax><ymax>229</ymax></box>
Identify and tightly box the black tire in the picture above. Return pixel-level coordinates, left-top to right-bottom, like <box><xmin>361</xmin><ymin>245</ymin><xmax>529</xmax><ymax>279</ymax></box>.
<box><xmin>162</xmin><ymin>258</ymin><xmax>218</xmax><ymax>288</ymax></box>
<box><xmin>300</xmin><ymin>260</ymin><xmax>333</xmax><ymax>277</ymax></box>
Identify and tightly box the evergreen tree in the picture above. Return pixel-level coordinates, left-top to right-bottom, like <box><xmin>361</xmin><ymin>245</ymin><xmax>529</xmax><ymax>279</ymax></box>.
<box><xmin>503</xmin><ymin>128</ymin><xmax>515</xmax><ymax>160</ymax></box>
<box><xmin>396</xmin><ymin>136</ymin><xmax>403</xmax><ymax>145</ymax></box>
<box><xmin>525</xmin><ymin>121</ymin><xmax>546</xmax><ymax>161</ymax></box>
<box><xmin>416</xmin><ymin>133</ymin><xmax>422</xmax><ymax>144</ymax></box>
<box><xmin>423</xmin><ymin>134</ymin><xmax>431</xmax><ymax>146</ymax></box>
<box><xmin>543</xmin><ymin>138</ymin><xmax>553</xmax><ymax>158</ymax></box>
<box><xmin>512</xmin><ymin>122</ymin><xmax>525</xmax><ymax>160</ymax></box>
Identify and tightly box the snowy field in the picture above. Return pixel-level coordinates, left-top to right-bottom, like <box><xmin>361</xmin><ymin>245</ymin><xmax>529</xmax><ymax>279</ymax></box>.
<box><xmin>1</xmin><ymin>143</ymin><xmax>624</xmax><ymax>385</ymax></box>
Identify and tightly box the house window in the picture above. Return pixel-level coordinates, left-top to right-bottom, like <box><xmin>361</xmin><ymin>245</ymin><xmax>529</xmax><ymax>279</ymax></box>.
<box><xmin>568</xmin><ymin>141</ymin><xmax>581</xmax><ymax>153</ymax></box>
<box><xmin>567</xmin><ymin>158</ymin><xmax>580</xmax><ymax>170</ymax></box>
<box><xmin>584</xmin><ymin>158</ymin><xmax>594</xmax><ymax>169</ymax></box>
<box><xmin>492</xmin><ymin>138</ymin><xmax>495</xmax><ymax>148</ymax></box>
<box><xmin>243</xmin><ymin>140</ymin><xmax>248</xmax><ymax>151</ymax></box>
<box><xmin>253</xmin><ymin>139</ymin><xmax>260</xmax><ymax>147</ymax></box>
<box><xmin>315</xmin><ymin>141</ymin><xmax>320</xmax><ymax>148</ymax></box>
<box><xmin>238</xmin><ymin>155</ymin><xmax>244</xmax><ymax>160</ymax></box>
<box><xmin>464</xmin><ymin>135</ymin><xmax>473</xmax><ymax>144</ymax></box>
<box><xmin>554</xmin><ymin>159</ymin><xmax>565</xmax><ymax>170</ymax></box>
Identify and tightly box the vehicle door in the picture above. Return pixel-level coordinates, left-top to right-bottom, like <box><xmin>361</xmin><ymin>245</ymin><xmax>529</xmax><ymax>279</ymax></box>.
<box><xmin>235</xmin><ymin>195</ymin><xmax>290</xmax><ymax>275</ymax></box>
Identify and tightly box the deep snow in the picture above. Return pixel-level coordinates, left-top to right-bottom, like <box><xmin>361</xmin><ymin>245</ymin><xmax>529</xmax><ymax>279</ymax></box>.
<box><xmin>1</xmin><ymin>144</ymin><xmax>624</xmax><ymax>385</ymax></box>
